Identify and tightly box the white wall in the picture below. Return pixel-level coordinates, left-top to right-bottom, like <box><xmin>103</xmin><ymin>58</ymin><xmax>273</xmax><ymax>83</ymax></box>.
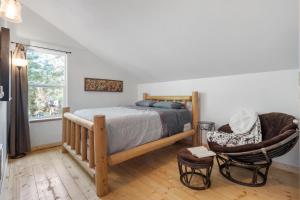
<box><xmin>1</xmin><ymin>6</ymin><xmax>138</xmax><ymax>147</ymax></box>
<box><xmin>68</xmin><ymin>48</ymin><xmax>137</xmax><ymax>111</ymax></box>
<box><xmin>138</xmin><ymin>69</ymin><xmax>299</xmax><ymax>167</ymax></box>
<box><xmin>0</xmin><ymin>102</ymin><xmax>7</xmax><ymax>192</ymax></box>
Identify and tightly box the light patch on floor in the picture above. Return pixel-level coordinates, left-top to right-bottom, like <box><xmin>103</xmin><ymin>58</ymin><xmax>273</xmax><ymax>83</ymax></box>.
<box><xmin>1</xmin><ymin>144</ymin><xmax>299</xmax><ymax>200</ymax></box>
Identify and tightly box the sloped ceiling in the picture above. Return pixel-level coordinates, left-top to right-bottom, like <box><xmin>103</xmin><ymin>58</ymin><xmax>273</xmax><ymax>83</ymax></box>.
<box><xmin>21</xmin><ymin>0</ymin><xmax>298</xmax><ymax>82</ymax></box>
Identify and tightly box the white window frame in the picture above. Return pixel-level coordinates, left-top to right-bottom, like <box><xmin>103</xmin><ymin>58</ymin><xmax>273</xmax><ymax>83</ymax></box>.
<box><xmin>27</xmin><ymin>47</ymin><xmax>68</xmax><ymax>122</ymax></box>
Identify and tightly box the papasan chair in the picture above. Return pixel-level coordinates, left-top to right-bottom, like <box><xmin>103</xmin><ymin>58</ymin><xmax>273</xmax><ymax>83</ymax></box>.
<box><xmin>208</xmin><ymin>112</ymin><xmax>299</xmax><ymax>187</ymax></box>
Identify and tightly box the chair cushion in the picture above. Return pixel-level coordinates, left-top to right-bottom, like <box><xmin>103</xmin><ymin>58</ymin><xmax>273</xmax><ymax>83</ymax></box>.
<box><xmin>259</xmin><ymin>113</ymin><xmax>297</xmax><ymax>140</ymax></box>
<box><xmin>208</xmin><ymin>113</ymin><xmax>298</xmax><ymax>154</ymax></box>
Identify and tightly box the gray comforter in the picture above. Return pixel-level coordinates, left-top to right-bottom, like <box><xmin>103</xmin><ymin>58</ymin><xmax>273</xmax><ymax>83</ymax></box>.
<box><xmin>126</xmin><ymin>106</ymin><xmax>192</xmax><ymax>137</ymax></box>
<box><xmin>74</xmin><ymin>106</ymin><xmax>191</xmax><ymax>154</ymax></box>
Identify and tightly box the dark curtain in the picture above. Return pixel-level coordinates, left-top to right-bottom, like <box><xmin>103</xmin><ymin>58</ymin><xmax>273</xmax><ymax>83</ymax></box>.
<box><xmin>9</xmin><ymin>43</ymin><xmax>31</xmax><ymax>157</ymax></box>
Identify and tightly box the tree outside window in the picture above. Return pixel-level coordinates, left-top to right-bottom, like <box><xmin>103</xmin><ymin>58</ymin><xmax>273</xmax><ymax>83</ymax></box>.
<box><xmin>27</xmin><ymin>48</ymin><xmax>66</xmax><ymax>121</ymax></box>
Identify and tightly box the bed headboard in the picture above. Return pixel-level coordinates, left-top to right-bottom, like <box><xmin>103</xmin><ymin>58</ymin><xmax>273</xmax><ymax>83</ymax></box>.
<box><xmin>143</xmin><ymin>91</ymin><xmax>200</xmax><ymax>130</ymax></box>
<box><xmin>143</xmin><ymin>93</ymin><xmax>192</xmax><ymax>103</ymax></box>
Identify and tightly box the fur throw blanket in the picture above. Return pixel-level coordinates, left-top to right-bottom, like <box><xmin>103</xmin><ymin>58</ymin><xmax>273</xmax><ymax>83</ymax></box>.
<box><xmin>207</xmin><ymin>109</ymin><xmax>262</xmax><ymax>147</ymax></box>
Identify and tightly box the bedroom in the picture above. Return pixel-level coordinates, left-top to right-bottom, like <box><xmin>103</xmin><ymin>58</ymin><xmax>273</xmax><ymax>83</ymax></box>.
<box><xmin>0</xmin><ymin>0</ymin><xmax>299</xmax><ymax>199</ymax></box>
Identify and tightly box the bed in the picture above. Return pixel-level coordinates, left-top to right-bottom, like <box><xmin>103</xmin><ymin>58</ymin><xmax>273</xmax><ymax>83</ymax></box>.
<box><xmin>61</xmin><ymin>92</ymin><xmax>200</xmax><ymax>197</ymax></box>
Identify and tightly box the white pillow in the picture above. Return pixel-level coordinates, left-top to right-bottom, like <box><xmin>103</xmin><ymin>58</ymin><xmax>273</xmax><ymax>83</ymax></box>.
<box><xmin>229</xmin><ymin>109</ymin><xmax>258</xmax><ymax>134</ymax></box>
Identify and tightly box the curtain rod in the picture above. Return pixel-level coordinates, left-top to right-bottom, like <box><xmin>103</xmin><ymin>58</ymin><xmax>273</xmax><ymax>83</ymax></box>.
<box><xmin>10</xmin><ymin>41</ymin><xmax>72</xmax><ymax>54</ymax></box>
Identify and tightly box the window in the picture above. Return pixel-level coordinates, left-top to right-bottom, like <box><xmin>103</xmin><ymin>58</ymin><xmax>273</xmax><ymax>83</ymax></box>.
<box><xmin>27</xmin><ymin>48</ymin><xmax>67</xmax><ymax>121</ymax></box>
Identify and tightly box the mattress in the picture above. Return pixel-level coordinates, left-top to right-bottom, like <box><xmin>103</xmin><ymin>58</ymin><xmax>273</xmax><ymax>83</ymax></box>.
<box><xmin>74</xmin><ymin>106</ymin><xmax>192</xmax><ymax>154</ymax></box>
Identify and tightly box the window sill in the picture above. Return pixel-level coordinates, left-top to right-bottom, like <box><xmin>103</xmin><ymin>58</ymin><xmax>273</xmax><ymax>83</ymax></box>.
<box><xmin>29</xmin><ymin>117</ymin><xmax>62</xmax><ymax>123</ymax></box>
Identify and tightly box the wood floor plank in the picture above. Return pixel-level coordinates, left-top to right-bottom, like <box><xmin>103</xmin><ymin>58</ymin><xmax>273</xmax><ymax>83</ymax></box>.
<box><xmin>33</xmin><ymin>163</ymin><xmax>71</xmax><ymax>200</ymax></box>
<box><xmin>35</xmin><ymin>177</ymin><xmax>71</xmax><ymax>200</ymax></box>
<box><xmin>57</xmin><ymin>151</ymin><xmax>99</xmax><ymax>200</ymax></box>
<box><xmin>129</xmin><ymin>152</ymin><xmax>224</xmax><ymax>200</ymax></box>
<box><xmin>45</xmin><ymin>150</ymin><xmax>88</xmax><ymax>200</ymax></box>
<box><xmin>13</xmin><ymin>157</ymin><xmax>39</xmax><ymax>200</ymax></box>
<box><xmin>1</xmin><ymin>160</ymin><xmax>15</xmax><ymax>200</ymax></box>
<box><xmin>3</xmin><ymin>144</ymin><xmax>299</xmax><ymax>200</ymax></box>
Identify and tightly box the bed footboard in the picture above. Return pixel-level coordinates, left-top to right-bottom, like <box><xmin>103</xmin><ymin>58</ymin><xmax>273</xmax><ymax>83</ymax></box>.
<box><xmin>192</xmin><ymin>91</ymin><xmax>199</xmax><ymax>146</ymax></box>
<box><xmin>61</xmin><ymin>91</ymin><xmax>200</xmax><ymax>198</ymax></box>
<box><xmin>62</xmin><ymin>108</ymin><xmax>109</xmax><ymax>197</ymax></box>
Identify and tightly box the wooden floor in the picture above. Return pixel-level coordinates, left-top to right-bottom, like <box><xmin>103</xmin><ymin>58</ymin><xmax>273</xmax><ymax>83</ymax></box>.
<box><xmin>1</xmin><ymin>143</ymin><xmax>299</xmax><ymax>200</ymax></box>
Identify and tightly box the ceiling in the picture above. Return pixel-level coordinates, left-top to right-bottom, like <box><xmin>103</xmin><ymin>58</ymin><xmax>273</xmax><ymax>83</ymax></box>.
<box><xmin>21</xmin><ymin>0</ymin><xmax>298</xmax><ymax>82</ymax></box>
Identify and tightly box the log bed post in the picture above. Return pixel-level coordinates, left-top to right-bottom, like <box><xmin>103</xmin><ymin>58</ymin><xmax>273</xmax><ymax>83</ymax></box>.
<box><xmin>94</xmin><ymin>115</ymin><xmax>109</xmax><ymax>197</ymax></box>
<box><xmin>81</xmin><ymin>127</ymin><xmax>87</xmax><ymax>161</ymax></box>
<box><xmin>143</xmin><ymin>92</ymin><xmax>148</xmax><ymax>100</ymax></box>
<box><xmin>70</xmin><ymin>122</ymin><xmax>75</xmax><ymax>149</ymax></box>
<box><xmin>62</xmin><ymin>107</ymin><xmax>70</xmax><ymax>153</ymax></box>
<box><xmin>88</xmin><ymin>130</ymin><xmax>95</xmax><ymax>168</ymax></box>
<box><xmin>75</xmin><ymin>124</ymin><xmax>81</xmax><ymax>154</ymax></box>
<box><xmin>192</xmin><ymin>91</ymin><xmax>199</xmax><ymax>146</ymax></box>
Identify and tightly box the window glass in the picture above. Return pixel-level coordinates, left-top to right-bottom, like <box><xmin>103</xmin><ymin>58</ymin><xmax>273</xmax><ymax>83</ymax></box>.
<box><xmin>27</xmin><ymin>48</ymin><xmax>66</xmax><ymax>121</ymax></box>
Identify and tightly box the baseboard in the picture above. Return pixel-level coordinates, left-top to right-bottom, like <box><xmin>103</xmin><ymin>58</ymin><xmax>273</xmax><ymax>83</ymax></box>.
<box><xmin>31</xmin><ymin>142</ymin><xmax>62</xmax><ymax>152</ymax></box>
<box><xmin>272</xmin><ymin>161</ymin><xmax>299</xmax><ymax>174</ymax></box>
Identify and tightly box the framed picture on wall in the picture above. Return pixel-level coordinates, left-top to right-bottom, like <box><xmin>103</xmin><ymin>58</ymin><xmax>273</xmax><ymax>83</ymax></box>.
<box><xmin>84</xmin><ymin>78</ymin><xmax>123</xmax><ymax>92</ymax></box>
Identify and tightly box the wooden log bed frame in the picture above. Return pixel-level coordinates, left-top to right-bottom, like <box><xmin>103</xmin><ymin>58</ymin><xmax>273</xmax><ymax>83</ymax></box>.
<box><xmin>61</xmin><ymin>91</ymin><xmax>200</xmax><ymax>197</ymax></box>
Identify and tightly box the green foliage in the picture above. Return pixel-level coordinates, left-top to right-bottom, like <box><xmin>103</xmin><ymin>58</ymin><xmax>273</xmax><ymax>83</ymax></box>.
<box><xmin>27</xmin><ymin>49</ymin><xmax>66</xmax><ymax>120</ymax></box>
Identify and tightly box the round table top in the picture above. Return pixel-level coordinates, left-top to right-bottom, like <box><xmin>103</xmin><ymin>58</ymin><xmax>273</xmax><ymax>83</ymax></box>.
<box><xmin>177</xmin><ymin>148</ymin><xmax>214</xmax><ymax>165</ymax></box>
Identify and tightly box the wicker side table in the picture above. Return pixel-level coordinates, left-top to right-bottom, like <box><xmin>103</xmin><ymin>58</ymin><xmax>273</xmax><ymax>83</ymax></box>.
<box><xmin>177</xmin><ymin>148</ymin><xmax>214</xmax><ymax>190</ymax></box>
